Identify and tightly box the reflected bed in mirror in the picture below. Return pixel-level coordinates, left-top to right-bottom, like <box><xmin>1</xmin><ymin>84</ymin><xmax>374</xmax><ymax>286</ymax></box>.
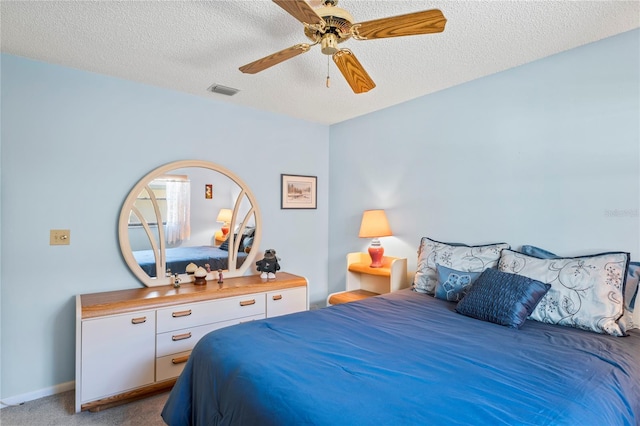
<box><xmin>132</xmin><ymin>230</ymin><xmax>254</xmax><ymax>277</ymax></box>
<box><xmin>118</xmin><ymin>160</ymin><xmax>262</xmax><ymax>287</ymax></box>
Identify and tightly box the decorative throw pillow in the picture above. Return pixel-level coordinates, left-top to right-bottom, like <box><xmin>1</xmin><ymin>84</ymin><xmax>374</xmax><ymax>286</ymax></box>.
<box><xmin>242</xmin><ymin>236</ymin><xmax>254</xmax><ymax>253</ymax></box>
<box><xmin>413</xmin><ymin>238</ymin><xmax>510</xmax><ymax>294</ymax></box>
<box><xmin>499</xmin><ymin>249</ymin><xmax>630</xmax><ymax>336</ymax></box>
<box><xmin>455</xmin><ymin>268</ymin><xmax>550</xmax><ymax>329</ymax></box>
<box><xmin>435</xmin><ymin>264</ymin><xmax>481</xmax><ymax>302</ymax></box>
<box><xmin>521</xmin><ymin>245</ymin><xmax>640</xmax><ymax>331</ymax></box>
<box><xmin>219</xmin><ymin>234</ymin><xmax>246</xmax><ymax>252</ymax></box>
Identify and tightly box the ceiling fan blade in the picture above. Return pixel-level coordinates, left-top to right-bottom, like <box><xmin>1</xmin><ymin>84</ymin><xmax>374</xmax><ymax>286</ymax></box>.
<box><xmin>272</xmin><ymin>0</ymin><xmax>325</xmax><ymax>28</ymax></box>
<box><xmin>352</xmin><ymin>9</ymin><xmax>446</xmax><ymax>40</ymax></box>
<box><xmin>333</xmin><ymin>49</ymin><xmax>375</xmax><ymax>94</ymax></box>
<box><xmin>239</xmin><ymin>44</ymin><xmax>311</xmax><ymax>74</ymax></box>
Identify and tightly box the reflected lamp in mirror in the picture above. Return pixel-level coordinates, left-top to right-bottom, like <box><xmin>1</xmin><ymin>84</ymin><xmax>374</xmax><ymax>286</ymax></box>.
<box><xmin>358</xmin><ymin>209</ymin><xmax>392</xmax><ymax>268</ymax></box>
<box><xmin>217</xmin><ymin>208</ymin><xmax>233</xmax><ymax>236</ymax></box>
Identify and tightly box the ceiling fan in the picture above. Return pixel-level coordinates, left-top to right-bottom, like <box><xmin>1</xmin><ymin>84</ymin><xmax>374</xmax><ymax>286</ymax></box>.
<box><xmin>239</xmin><ymin>0</ymin><xmax>447</xmax><ymax>94</ymax></box>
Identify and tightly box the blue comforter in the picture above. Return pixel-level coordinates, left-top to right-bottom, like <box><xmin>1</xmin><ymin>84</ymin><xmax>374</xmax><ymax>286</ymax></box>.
<box><xmin>162</xmin><ymin>290</ymin><xmax>640</xmax><ymax>425</ymax></box>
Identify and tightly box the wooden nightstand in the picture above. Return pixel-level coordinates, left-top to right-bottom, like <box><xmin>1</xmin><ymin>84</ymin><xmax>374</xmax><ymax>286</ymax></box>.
<box><xmin>214</xmin><ymin>230</ymin><xmax>227</xmax><ymax>247</ymax></box>
<box><xmin>327</xmin><ymin>252</ymin><xmax>408</xmax><ymax>305</ymax></box>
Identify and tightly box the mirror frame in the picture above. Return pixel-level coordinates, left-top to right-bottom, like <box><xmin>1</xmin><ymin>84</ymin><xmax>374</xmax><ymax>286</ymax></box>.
<box><xmin>118</xmin><ymin>160</ymin><xmax>262</xmax><ymax>287</ymax></box>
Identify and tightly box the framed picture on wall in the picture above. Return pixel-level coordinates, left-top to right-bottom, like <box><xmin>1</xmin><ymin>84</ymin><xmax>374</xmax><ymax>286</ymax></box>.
<box><xmin>281</xmin><ymin>174</ymin><xmax>317</xmax><ymax>209</ymax></box>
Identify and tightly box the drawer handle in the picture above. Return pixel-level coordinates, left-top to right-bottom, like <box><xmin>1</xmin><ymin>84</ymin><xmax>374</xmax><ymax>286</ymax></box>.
<box><xmin>172</xmin><ymin>332</ymin><xmax>192</xmax><ymax>341</ymax></box>
<box><xmin>240</xmin><ymin>299</ymin><xmax>256</xmax><ymax>306</ymax></box>
<box><xmin>272</xmin><ymin>294</ymin><xmax>283</xmax><ymax>301</ymax></box>
<box><xmin>172</xmin><ymin>309</ymin><xmax>192</xmax><ymax>318</ymax></box>
<box><xmin>131</xmin><ymin>317</ymin><xmax>147</xmax><ymax>324</ymax></box>
<box><xmin>171</xmin><ymin>355</ymin><xmax>190</xmax><ymax>365</ymax></box>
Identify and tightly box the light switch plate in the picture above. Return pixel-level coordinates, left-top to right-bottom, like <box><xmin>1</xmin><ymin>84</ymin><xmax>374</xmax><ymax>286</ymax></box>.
<box><xmin>50</xmin><ymin>229</ymin><xmax>70</xmax><ymax>245</ymax></box>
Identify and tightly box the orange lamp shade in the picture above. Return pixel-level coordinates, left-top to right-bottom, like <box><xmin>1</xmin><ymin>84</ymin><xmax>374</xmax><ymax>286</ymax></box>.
<box><xmin>359</xmin><ymin>209</ymin><xmax>392</xmax><ymax>268</ymax></box>
<box><xmin>358</xmin><ymin>209</ymin><xmax>392</xmax><ymax>238</ymax></box>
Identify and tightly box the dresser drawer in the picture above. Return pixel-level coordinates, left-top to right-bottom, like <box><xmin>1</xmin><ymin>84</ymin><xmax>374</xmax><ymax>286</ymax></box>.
<box><xmin>81</xmin><ymin>310</ymin><xmax>156</xmax><ymax>403</ymax></box>
<box><xmin>266</xmin><ymin>287</ymin><xmax>307</xmax><ymax>318</ymax></box>
<box><xmin>156</xmin><ymin>350</ymin><xmax>191</xmax><ymax>382</ymax></box>
<box><xmin>156</xmin><ymin>314</ymin><xmax>265</xmax><ymax>358</ymax></box>
<box><xmin>157</xmin><ymin>294</ymin><xmax>266</xmax><ymax>333</ymax></box>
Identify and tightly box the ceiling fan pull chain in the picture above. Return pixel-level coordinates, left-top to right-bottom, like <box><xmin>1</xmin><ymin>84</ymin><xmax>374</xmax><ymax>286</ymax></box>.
<box><xmin>326</xmin><ymin>56</ymin><xmax>331</xmax><ymax>88</ymax></box>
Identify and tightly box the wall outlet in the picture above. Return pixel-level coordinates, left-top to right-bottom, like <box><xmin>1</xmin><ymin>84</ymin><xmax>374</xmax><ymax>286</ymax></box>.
<box><xmin>50</xmin><ymin>229</ymin><xmax>70</xmax><ymax>245</ymax></box>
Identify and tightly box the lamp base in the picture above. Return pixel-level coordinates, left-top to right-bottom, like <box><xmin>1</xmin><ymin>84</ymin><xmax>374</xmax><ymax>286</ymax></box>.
<box><xmin>221</xmin><ymin>225</ymin><xmax>229</xmax><ymax>236</ymax></box>
<box><xmin>368</xmin><ymin>246</ymin><xmax>385</xmax><ymax>268</ymax></box>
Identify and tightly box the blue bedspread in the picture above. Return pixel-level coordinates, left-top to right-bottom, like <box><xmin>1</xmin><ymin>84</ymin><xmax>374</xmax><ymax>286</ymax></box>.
<box><xmin>162</xmin><ymin>289</ymin><xmax>640</xmax><ymax>426</ymax></box>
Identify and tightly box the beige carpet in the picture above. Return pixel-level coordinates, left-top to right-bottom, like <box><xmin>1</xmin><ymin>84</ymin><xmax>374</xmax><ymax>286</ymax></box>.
<box><xmin>0</xmin><ymin>390</ymin><xmax>169</xmax><ymax>426</ymax></box>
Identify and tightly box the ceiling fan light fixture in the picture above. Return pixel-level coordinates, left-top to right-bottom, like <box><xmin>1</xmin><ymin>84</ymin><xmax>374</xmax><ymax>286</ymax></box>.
<box><xmin>207</xmin><ymin>84</ymin><xmax>240</xmax><ymax>96</ymax></box>
<box><xmin>315</xmin><ymin>4</ymin><xmax>353</xmax><ymax>25</ymax></box>
<box><xmin>304</xmin><ymin>3</ymin><xmax>354</xmax><ymax>43</ymax></box>
<box><xmin>321</xmin><ymin>33</ymin><xmax>339</xmax><ymax>55</ymax></box>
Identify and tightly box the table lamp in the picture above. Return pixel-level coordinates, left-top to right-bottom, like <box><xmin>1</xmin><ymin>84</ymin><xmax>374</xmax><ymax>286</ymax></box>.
<box><xmin>216</xmin><ymin>208</ymin><xmax>233</xmax><ymax>236</ymax></box>
<box><xmin>358</xmin><ymin>209</ymin><xmax>392</xmax><ymax>268</ymax></box>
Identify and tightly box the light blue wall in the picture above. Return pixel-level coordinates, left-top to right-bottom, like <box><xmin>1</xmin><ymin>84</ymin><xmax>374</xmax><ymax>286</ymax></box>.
<box><xmin>329</xmin><ymin>29</ymin><xmax>640</xmax><ymax>296</ymax></box>
<box><xmin>0</xmin><ymin>54</ymin><xmax>329</xmax><ymax>399</ymax></box>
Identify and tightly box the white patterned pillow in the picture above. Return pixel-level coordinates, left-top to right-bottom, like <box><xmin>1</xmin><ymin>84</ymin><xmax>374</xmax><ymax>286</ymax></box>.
<box><xmin>498</xmin><ymin>249</ymin><xmax>629</xmax><ymax>336</ymax></box>
<box><xmin>521</xmin><ymin>246</ymin><xmax>640</xmax><ymax>331</ymax></box>
<box><xmin>413</xmin><ymin>238</ymin><xmax>510</xmax><ymax>294</ymax></box>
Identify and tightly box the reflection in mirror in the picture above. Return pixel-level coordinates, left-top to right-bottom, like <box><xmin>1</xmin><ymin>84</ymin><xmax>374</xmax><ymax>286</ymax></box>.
<box><xmin>118</xmin><ymin>160</ymin><xmax>262</xmax><ymax>287</ymax></box>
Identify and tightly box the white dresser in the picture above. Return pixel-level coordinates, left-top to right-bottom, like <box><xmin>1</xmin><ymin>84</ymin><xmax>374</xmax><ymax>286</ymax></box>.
<box><xmin>75</xmin><ymin>272</ymin><xmax>307</xmax><ymax>412</ymax></box>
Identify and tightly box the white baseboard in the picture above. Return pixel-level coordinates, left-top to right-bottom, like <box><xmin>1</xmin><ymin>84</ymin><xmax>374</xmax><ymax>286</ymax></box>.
<box><xmin>0</xmin><ymin>381</ymin><xmax>75</xmax><ymax>409</ymax></box>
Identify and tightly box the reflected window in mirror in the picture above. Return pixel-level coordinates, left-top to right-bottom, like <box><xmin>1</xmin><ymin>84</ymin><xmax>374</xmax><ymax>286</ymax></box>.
<box><xmin>128</xmin><ymin>175</ymin><xmax>190</xmax><ymax>252</ymax></box>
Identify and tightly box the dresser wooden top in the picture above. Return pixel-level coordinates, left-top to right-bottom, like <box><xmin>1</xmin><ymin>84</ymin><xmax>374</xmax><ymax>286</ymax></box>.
<box><xmin>79</xmin><ymin>272</ymin><xmax>307</xmax><ymax>319</ymax></box>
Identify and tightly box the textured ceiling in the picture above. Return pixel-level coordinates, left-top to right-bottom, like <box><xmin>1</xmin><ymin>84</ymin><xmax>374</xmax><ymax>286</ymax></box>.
<box><xmin>1</xmin><ymin>1</ymin><xmax>638</xmax><ymax>125</ymax></box>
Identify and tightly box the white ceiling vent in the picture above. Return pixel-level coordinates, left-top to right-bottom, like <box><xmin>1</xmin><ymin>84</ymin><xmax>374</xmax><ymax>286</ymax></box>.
<box><xmin>207</xmin><ymin>84</ymin><xmax>239</xmax><ymax>96</ymax></box>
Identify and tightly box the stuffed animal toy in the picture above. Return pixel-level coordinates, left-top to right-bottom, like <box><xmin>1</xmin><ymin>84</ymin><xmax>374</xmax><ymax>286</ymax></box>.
<box><xmin>256</xmin><ymin>249</ymin><xmax>280</xmax><ymax>279</ymax></box>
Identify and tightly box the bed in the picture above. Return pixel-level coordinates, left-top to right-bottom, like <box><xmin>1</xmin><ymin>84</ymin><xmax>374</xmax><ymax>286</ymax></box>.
<box><xmin>162</xmin><ymin>290</ymin><xmax>640</xmax><ymax>425</ymax></box>
<box><xmin>161</xmin><ymin>240</ymin><xmax>640</xmax><ymax>425</ymax></box>
<box><xmin>133</xmin><ymin>246</ymin><xmax>247</xmax><ymax>277</ymax></box>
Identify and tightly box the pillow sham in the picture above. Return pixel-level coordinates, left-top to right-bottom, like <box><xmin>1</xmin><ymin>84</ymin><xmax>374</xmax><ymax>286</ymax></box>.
<box><xmin>435</xmin><ymin>264</ymin><xmax>481</xmax><ymax>302</ymax></box>
<box><xmin>499</xmin><ymin>249</ymin><xmax>630</xmax><ymax>336</ymax></box>
<box><xmin>620</xmin><ymin>262</ymin><xmax>640</xmax><ymax>332</ymax></box>
<box><xmin>413</xmin><ymin>238</ymin><xmax>509</xmax><ymax>294</ymax></box>
<box><xmin>455</xmin><ymin>268</ymin><xmax>550</xmax><ymax>329</ymax></box>
<box><xmin>520</xmin><ymin>245</ymin><xmax>556</xmax><ymax>259</ymax></box>
<box><xmin>631</xmin><ymin>263</ymin><xmax>640</xmax><ymax>328</ymax></box>
<box><xmin>521</xmin><ymin>245</ymin><xmax>640</xmax><ymax>330</ymax></box>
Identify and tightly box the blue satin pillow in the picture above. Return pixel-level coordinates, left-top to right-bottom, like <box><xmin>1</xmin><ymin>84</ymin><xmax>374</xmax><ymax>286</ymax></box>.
<box><xmin>435</xmin><ymin>264</ymin><xmax>481</xmax><ymax>302</ymax></box>
<box><xmin>455</xmin><ymin>268</ymin><xmax>550</xmax><ymax>329</ymax></box>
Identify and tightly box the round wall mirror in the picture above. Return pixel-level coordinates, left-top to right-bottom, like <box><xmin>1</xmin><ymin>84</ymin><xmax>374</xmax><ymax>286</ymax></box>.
<box><xmin>118</xmin><ymin>160</ymin><xmax>262</xmax><ymax>287</ymax></box>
